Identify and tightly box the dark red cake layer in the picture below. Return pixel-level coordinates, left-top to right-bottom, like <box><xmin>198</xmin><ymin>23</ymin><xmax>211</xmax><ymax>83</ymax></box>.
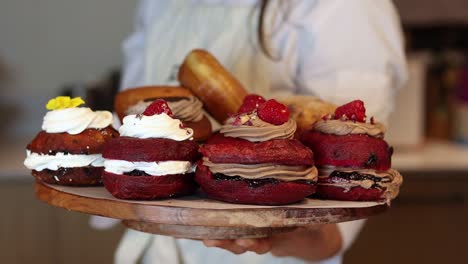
<box><xmin>102</xmin><ymin>137</ymin><xmax>199</xmax><ymax>162</ymax></box>
<box><xmin>300</xmin><ymin>131</ymin><xmax>391</xmax><ymax>170</ymax></box>
<box><xmin>315</xmin><ymin>185</ymin><xmax>384</xmax><ymax>201</ymax></box>
<box><xmin>27</xmin><ymin>127</ymin><xmax>118</xmax><ymax>155</ymax></box>
<box><xmin>200</xmin><ymin>134</ymin><xmax>314</xmax><ymax>166</ymax></box>
<box><xmin>102</xmin><ymin>171</ymin><xmax>197</xmax><ymax>200</ymax></box>
<box><xmin>195</xmin><ymin>162</ymin><xmax>316</xmax><ymax>205</ymax></box>
<box><xmin>32</xmin><ymin>167</ymin><xmax>103</xmax><ymax>186</ymax></box>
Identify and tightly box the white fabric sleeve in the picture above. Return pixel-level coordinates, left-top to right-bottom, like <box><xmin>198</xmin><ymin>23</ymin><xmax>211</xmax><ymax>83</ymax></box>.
<box><xmin>120</xmin><ymin>0</ymin><xmax>167</xmax><ymax>91</ymax></box>
<box><xmin>115</xmin><ymin>229</ymin><xmax>154</xmax><ymax>264</ymax></box>
<box><xmin>337</xmin><ymin>219</ymin><xmax>366</xmax><ymax>252</ymax></box>
<box><xmin>313</xmin><ymin>220</ymin><xmax>366</xmax><ymax>264</ymax></box>
<box><xmin>292</xmin><ymin>0</ymin><xmax>408</xmax><ymax>125</ymax></box>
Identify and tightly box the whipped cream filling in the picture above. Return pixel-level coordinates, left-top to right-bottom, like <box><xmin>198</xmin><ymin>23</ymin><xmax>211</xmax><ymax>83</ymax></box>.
<box><xmin>104</xmin><ymin>159</ymin><xmax>195</xmax><ymax>176</ymax></box>
<box><xmin>126</xmin><ymin>96</ymin><xmax>204</xmax><ymax>122</ymax></box>
<box><xmin>203</xmin><ymin>158</ymin><xmax>317</xmax><ymax>182</ymax></box>
<box><xmin>314</xmin><ymin>119</ymin><xmax>386</xmax><ymax>138</ymax></box>
<box><xmin>42</xmin><ymin>107</ymin><xmax>113</xmax><ymax>135</ymax></box>
<box><xmin>318</xmin><ymin>166</ymin><xmax>402</xmax><ymax>200</ymax></box>
<box><xmin>24</xmin><ymin>150</ymin><xmax>105</xmax><ymax>171</ymax></box>
<box><xmin>221</xmin><ymin>113</ymin><xmax>297</xmax><ymax>142</ymax></box>
<box><xmin>119</xmin><ymin>113</ymin><xmax>193</xmax><ymax>141</ymax></box>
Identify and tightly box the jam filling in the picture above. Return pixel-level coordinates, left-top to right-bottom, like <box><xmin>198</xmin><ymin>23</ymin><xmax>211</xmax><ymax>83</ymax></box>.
<box><xmin>212</xmin><ymin>173</ymin><xmax>316</xmax><ymax>188</ymax></box>
<box><xmin>45</xmin><ymin>150</ymin><xmax>92</xmax><ymax>155</ymax></box>
<box><xmin>123</xmin><ymin>170</ymin><xmax>152</xmax><ymax>176</ymax></box>
<box><xmin>328</xmin><ymin>170</ymin><xmax>391</xmax><ymax>189</ymax></box>
<box><xmin>40</xmin><ymin>166</ymin><xmax>96</xmax><ymax>176</ymax></box>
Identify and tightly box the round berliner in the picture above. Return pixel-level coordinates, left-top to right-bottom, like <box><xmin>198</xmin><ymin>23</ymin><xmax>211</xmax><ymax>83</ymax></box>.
<box><xmin>178</xmin><ymin>49</ymin><xmax>248</xmax><ymax>123</ymax></box>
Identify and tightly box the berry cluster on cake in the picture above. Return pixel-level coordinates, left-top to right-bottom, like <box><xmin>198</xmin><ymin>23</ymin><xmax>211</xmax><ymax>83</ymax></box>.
<box><xmin>301</xmin><ymin>100</ymin><xmax>403</xmax><ymax>201</ymax></box>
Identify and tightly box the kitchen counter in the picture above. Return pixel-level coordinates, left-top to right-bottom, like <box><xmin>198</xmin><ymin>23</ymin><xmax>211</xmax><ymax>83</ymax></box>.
<box><xmin>393</xmin><ymin>141</ymin><xmax>468</xmax><ymax>172</ymax></box>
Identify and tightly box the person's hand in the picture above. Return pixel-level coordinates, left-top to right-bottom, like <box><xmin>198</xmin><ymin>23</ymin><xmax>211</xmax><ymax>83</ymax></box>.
<box><xmin>203</xmin><ymin>237</ymin><xmax>273</xmax><ymax>255</ymax></box>
<box><xmin>202</xmin><ymin>224</ymin><xmax>342</xmax><ymax>261</ymax></box>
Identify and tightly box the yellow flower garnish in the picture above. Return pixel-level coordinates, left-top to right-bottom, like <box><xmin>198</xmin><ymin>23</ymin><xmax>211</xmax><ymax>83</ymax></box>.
<box><xmin>46</xmin><ymin>96</ymin><xmax>85</xmax><ymax>110</ymax></box>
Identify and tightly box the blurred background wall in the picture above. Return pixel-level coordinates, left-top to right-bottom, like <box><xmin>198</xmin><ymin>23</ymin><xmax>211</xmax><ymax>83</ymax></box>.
<box><xmin>0</xmin><ymin>0</ymin><xmax>134</xmax><ymax>139</ymax></box>
<box><xmin>1</xmin><ymin>0</ymin><xmax>467</xmax><ymax>263</ymax></box>
<box><xmin>0</xmin><ymin>1</ymin><xmax>134</xmax><ymax>262</ymax></box>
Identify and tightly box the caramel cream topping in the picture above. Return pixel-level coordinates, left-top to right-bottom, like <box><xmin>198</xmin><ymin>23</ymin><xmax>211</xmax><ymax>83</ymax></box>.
<box><xmin>126</xmin><ymin>96</ymin><xmax>204</xmax><ymax>122</ymax></box>
<box><xmin>318</xmin><ymin>166</ymin><xmax>402</xmax><ymax>200</ymax></box>
<box><xmin>167</xmin><ymin>96</ymin><xmax>204</xmax><ymax>122</ymax></box>
<box><xmin>220</xmin><ymin>113</ymin><xmax>297</xmax><ymax>142</ymax></box>
<box><xmin>314</xmin><ymin>119</ymin><xmax>386</xmax><ymax>138</ymax></box>
<box><xmin>203</xmin><ymin>158</ymin><xmax>317</xmax><ymax>182</ymax></box>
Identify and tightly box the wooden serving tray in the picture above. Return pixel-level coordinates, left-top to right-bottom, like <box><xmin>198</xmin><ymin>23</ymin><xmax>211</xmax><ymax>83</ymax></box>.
<box><xmin>35</xmin><ymin>181</ymin><xmax>388</xmax><ymax>239</ymax></box>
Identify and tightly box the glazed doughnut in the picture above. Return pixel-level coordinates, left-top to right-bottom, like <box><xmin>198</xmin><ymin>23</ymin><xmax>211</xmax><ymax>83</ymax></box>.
<box><xmin>178</xmin><ymin>49</ymin><xmax>248</xmax><ymax>123</ymax></box>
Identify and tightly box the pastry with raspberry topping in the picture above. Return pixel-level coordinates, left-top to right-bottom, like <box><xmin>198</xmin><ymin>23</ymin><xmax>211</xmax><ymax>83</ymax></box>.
<box><xmin>102</xmin><ymin>100</ymin><xmax>199</xmax><ymax>200</ymax></box>
<box><xmin>196</xmin><ymin>95</ymin><xmax>318</xmax><ymax>205</ymax></box>
<box><xmin>300</xmin><ymin>100</ymin><xmax>403</xmax><ymax>201</ymax></box>
<box><xmin>115</xmin><ymin>86</ymin><xmax>212</xmax><ymax>141</ymax></box>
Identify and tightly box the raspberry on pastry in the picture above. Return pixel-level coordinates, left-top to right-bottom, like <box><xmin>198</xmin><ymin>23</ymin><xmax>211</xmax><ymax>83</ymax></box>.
<box><xmin>238</xmin><ymin>94</ymin><xmax>266</xmax><ymax>114</ymax></box>
<box><xmin>197</xmin><ymin>95</ymin><xmax>318</xmax><ymax>205</ymax></box>
<box><xmin>115</xmin><ymin>86</ymin><xmax>212</xmax><ymax>142</ymax></box>
<box><xmin>333</xmin><ymin>99</ymin><xmax>366</xmax><ymax>122</ymax></box>
<box><xmin>257</xmin><ymin>99</ymin><xmax>290</xmax><ymax>125</ymax></box>
<box><xmin>143</xmin><ymin>99</ymin><xmax>174</xmax><ymax>117</ymax></box>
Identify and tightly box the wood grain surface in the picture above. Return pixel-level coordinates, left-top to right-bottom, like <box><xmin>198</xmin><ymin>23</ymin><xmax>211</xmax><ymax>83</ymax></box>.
<box><xmin>35</xmin><ymin>181</ymin><xmax>388</xmax><ymax>239</ymax></box>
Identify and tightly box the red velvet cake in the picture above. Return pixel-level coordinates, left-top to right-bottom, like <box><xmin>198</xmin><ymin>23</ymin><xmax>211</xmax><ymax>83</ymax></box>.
<box><xmin>301</xmin><ymin>100</ymin><xmax>403</xmax><ymax>201</ymax></box>
<box><xmin>24</xmin><ymin>96</ymin><xmax>117</xmax><ymax>186</ymax></box>
<box><xmin>196</xmin><ymin>95</ymin><xmax>318</xmax><ymax>205</ymax></box>
<box><xmin>102</xmin><ymin>100</ymin><xmax>198</xmax><ymax>200</ymax></box>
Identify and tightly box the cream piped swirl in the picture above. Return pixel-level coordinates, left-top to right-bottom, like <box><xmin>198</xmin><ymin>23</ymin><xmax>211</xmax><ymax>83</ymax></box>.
<box><xmin>119</xmin><ymin>113</ymin><xmax>193</xmax><ymax>141</ymax></box>
<box><xmin>24</xmin><ymin>150</ymin><xmax>105</xmax><ymax>171</ymax></box>
<box><xmin>42</xmin><ymin>107</ymin><xmax>113</xmax><ymax>135</ymax></box>
<box><xmin>314</xmin><ymin>119</ymin><xmax>386</xmax><ymax>138</ymax></box>
<box><xmin>104</xmin><ymin>160</ymin><xmax>195</xmax><ymax>176</ymax></box>
<box><xmin>168</xmin><ymin>97</ymin><xmax>204</xmax><ymax>122</ymax></box>
<box><xmin>203</xmin><ymin>158</ymin><xmax>317</xmax><ymax>182</ymax></box>
<box><xmin>126</xmin><ymin>96</ymin><xmax>204</xmax><ymax>122</ymax></box>
<box><xmin>221</xmin><ymin>113</ymin><xmax>296</xmax><ymax>142</ymax></box>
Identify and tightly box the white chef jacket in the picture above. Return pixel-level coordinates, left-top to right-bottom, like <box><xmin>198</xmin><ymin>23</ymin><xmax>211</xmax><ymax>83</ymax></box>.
<box><xmin>112</xmin><ymin>0</ymin><xmax>408</xmax><ymax>263</ymax></box>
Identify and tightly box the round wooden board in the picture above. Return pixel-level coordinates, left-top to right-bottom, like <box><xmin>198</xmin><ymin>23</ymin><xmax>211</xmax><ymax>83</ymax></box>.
<box><xmin>35</xmin><ymin>182</ymin><xmax>388</xmax><ymax>239</ymax></box>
